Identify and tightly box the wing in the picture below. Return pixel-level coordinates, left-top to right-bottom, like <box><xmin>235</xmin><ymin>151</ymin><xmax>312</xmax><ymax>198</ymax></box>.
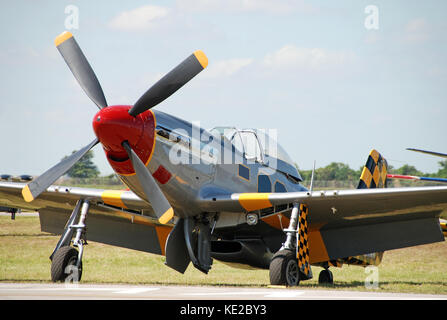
<box><xmin>387</xmin><ymin>173</ymin><xmax>447</xmax><ymax>184</ymax></box>
<box><xmin>0</xmin><ymin>181</ymin><xmax>173</xmax><ymax>256</ymax></box>
<box><xmin>407</xmin><ymin>148</ymin><xmax>447</xmax><ymax>159</ymax></box>
<box><xmin>200</xmin><ymin>186</ymin><xmax>447</xmax><ymax>263</ymax></box>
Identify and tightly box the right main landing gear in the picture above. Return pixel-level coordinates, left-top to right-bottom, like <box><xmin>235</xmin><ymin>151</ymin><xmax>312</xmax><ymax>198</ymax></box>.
<box><xmin>50</xmin><ymin>199</ymin><xmax>90</xmax><ymax>283</ymax></box>
<box><xmin>51</xmin><ymin>246</ymin><xmax>82</xmax><ymax>282</ymax></box>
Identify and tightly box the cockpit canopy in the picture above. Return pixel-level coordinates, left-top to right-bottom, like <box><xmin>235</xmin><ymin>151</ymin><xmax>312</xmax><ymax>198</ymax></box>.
<box><xmin>209</xmin><ymin>126</ymin><xmax>302</xmax><ymax>182</ymax></box>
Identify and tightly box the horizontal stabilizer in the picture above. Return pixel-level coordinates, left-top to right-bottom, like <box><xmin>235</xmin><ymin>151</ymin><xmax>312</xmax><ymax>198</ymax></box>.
<box><xmin>387</xmin><ymin>174</ymin><xmax>447</xmax><ymax>184</ymax></box>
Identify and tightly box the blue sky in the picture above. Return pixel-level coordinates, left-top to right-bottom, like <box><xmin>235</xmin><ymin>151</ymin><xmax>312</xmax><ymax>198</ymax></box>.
<box><xmin>1</xmin><ymin>1</ymin><xmax>446</xmax><ymax>176</ymax></box>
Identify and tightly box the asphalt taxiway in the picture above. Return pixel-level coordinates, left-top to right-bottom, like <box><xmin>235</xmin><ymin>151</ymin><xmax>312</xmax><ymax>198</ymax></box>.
<box><xmin>1</xmin><ymin>283</ymin><xmax>446</xmax><ymax>300</ymax></box>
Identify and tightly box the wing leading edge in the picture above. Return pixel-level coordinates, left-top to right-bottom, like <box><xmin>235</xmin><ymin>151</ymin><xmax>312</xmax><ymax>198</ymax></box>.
<box><xmin>0</xmin><ymin>181</ymin><xmax>173</xmax><ymax>256</ymax></box>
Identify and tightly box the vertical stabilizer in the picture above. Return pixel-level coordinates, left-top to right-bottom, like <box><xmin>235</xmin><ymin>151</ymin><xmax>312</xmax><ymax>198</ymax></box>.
<box><xmin>357</xmin><ymin>149</ymin><xmax>388</xmax><ymax>189</ymax></box>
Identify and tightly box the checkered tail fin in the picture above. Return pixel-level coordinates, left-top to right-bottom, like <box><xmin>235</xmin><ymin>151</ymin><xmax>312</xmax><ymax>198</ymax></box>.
<box><xmin>357</xmin><ymin>149</ymin><xmax>388</xmax><ymax>189</ymax></box>
<box><xmin>350</xmin><ymin>149</ymin><xmax>388</xmax><ymax>267</ymax></box>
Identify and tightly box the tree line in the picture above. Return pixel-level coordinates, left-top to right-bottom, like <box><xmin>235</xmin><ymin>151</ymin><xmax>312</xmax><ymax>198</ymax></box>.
<box><xmin>298</xmin><ymin>160</ymin><xmax>447</xmax><ymax>182</ymax></box>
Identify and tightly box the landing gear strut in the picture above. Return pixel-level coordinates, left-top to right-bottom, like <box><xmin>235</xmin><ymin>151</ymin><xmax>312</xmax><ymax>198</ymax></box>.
<box><xmin>50</xmin><ymin>199</ymin><xmax>89</xmax><ymax>283</ymax></box>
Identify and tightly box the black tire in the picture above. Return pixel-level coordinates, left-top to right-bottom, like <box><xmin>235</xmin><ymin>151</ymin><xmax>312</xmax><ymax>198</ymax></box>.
<box><xmin>269</xmin><ymin>249</ymin><xmax>300</xmax><ymax>286</ymax></box>
<box><xmin>318</xmin><ymin>269</ymin><xmax>333</xmax><ymax>285</ymax></box>
<box><xmin>51</xmin><ymin>246</ymin><xmax>82</xmax><ymax>283</ymax></box>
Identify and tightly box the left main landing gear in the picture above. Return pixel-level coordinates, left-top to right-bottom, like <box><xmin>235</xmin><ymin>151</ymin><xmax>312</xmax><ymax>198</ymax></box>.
<box><xmin>269</xmin><ymin>203</ymin><xmax>312</xmax><ymax>286</ymax></box>
<box><xmin>269</xmin><ymin>249</ymin><xmax>300</xmax><ymax>286</ymax></box>
<box><xmin>50</xmin><ymin>199</ymin><xmax>90</xmax><ymax>283</ymax></box>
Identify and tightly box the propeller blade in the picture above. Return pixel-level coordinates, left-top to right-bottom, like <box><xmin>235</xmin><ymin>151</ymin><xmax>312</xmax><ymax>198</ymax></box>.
<box><xmin>128</xmin><ymin>50</ymin><xmax>208</xmax><ymax>117</ymax></box>
<box><xmin>122</xmin><ymin>141</ymin><xmax>174</xmax><ymax>224</ymax></box>
<box><xmin>55</xmin><ymin>31</ymin><xmax>108</xmax><ymax>109</ymax></box>
<box><xmin>22</xmin><ymin>138</ymin><xmax>99</xmax><ymax>202</ymax></box>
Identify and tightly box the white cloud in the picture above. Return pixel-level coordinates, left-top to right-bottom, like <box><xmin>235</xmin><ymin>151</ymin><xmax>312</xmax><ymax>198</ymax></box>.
<box><xmin>403</xmin><ymin>18</ymin><xmax>430</xmax><ymax>44</ymax></box>
<box><xmin>108</xmin><ymin>5</ymin><xmax>170</xmax><ymax>31</ymax></box>
<box><xmin>406</xmin><ymin>18</ymin><xmax>427</xmax><ymax>33</ymax></box>
<box><xmin>364</xmin><ymin>32</ymin><xmax>381</xmax><ymax>45</ymax></box>
<box><xmin>176</xmin><ymin>0</ymin><xmax>316</xmax><ymax>14</ymax></box>
<box><xmin>203</xmin><ymin>58</ymin><xmax>253</xmax><ymax>78</ymax></box>
<box><xmin>262</xmin><ymin>45</ymin><xmax>356</xmax><ymax>71</ymax></box>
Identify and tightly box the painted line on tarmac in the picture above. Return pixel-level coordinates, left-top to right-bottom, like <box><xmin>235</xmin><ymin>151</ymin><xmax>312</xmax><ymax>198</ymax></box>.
<box><xmin>265</xmin><ymin>291</ymin><xmax>305</xmax><ymax>298</ymax></box>
<box><xmin>114</xmin><ymin>287</ymin><xmax>160</xmax><ymax>294</ymax></box>
<box><xmin>1</xmin><ymin>285</ymin><xmax>160</xmax><ymax>294</ymax></box>
<box><xmin>183</xmin><ymin>290</ymin><xmax>305</xmax><ymax>298</ymax></box>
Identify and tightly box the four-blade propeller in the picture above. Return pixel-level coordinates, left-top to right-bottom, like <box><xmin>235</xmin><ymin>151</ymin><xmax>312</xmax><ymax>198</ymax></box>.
<box><xmin>21</xmin><ymin>31</ymin><xmax>208</xmax><ymax>225</ymax></box>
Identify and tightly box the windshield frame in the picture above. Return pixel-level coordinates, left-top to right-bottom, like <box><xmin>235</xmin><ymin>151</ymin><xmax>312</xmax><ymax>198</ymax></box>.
<box><xmin>209</xmin><ymin>127</ymin><xmax>301</xmax><ymax>181</ymax></box>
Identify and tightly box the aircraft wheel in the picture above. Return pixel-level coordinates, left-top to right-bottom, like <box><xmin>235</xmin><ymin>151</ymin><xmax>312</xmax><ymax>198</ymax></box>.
<box><xmin>318</xmin><ymin>268</ymin><xmax>333</xmax><ymax>285</ymax></box>
<box><xmin>51</xmin><ymin>246</ymin><xmax>82</xmax><ymax>283</ymax></box>
<box><xmin>269</xmin><ymin>249</ymin><xmax>300</xmax><ymax>286</ymax></box>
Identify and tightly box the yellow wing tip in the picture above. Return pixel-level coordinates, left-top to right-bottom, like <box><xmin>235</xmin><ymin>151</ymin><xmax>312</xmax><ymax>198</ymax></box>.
<box><xmin>54</xmin><ymin>31</ymin><xmax>73</xmax><ymax>47</ymax></box>
<box><xmin>158</xmin><ymin>208</ymin><xmax>174</xmax><ymax>224</ymax></box>
<box><xmin>22</xmin><ymin>185</ymin><xmax>34</xmax><ymax>202</ymax></box>
<box><xmin>194</xmin><ymin>50</ymin><xmax>208</xmax><ymax>69</ymax></box>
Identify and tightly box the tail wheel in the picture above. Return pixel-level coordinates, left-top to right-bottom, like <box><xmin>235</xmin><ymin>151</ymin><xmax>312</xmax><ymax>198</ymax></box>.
<box><xmin>318</xmin><ymin>269</ymin><xmax>333</xmax><ymax>285</ymax></box>
<box><xmin>269</xmin><ymin>249</ymin><xmax>300</xmax><ymax>286</ymax></box>
<box><xmin>51</xmin><ymin>246</ymin><xmax>82</xmax><ymax>283</ymax></box>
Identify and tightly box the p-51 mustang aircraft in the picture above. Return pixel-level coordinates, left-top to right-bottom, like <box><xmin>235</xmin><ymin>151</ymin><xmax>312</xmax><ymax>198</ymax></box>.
<box><xmin>1</xmin><ymin>31</ymin><xmax>447</xmax><ymax>286</ymax></box>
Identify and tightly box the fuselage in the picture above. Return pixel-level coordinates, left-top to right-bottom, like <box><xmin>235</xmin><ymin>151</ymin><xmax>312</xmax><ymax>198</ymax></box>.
<box><xmin>93</xmin><ymin>106</ymin><xmax>307</xmax><ymax>220</ymax></box>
